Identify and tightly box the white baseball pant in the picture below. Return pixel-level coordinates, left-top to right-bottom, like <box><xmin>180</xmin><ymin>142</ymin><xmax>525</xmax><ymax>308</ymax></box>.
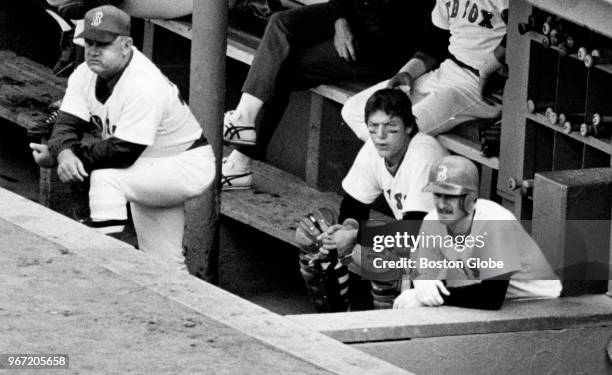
<box><xmin>88</xmin><ymin>145</ymin><xmax>216</xmax><ymax>270</ymax></box>
<box><xmin>341</xmin><ymin>59</ymin><xmax>502</xmax><ymax>141</ymax></box>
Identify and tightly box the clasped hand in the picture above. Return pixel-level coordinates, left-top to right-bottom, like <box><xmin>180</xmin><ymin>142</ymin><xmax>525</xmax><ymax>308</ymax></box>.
<box><xmin>313</xmin><ymin>224</ymin><xmax>358</xmax><ymax>265</ymax></box>
<box><xmin>56</xmin><ymin>149</ymin><xmax>88</xmax><ymax>183</ymax></box>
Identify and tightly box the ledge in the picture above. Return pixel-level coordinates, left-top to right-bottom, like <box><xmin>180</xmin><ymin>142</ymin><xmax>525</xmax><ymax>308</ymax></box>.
<box><xmin>0</xmin><ymin>187</ymin><xmax>409</xmax><ymax>374</ymax></box>
<box><xmin>287</xmin><ymin>295</ymin><xmax>612</xmax><ymax>343</ymax></box>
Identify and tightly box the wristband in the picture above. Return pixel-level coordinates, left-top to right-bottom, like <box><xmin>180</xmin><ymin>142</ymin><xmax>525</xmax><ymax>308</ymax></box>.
<box><xmin>342</xmin><ymin>218</ymin><xmax>359</xmax><ymax>230</ymax></box>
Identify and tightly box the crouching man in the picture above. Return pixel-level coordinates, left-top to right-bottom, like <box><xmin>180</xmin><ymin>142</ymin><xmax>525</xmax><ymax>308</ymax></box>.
<box><xmin>394</xmin><ymin>156</ymin><xmax>561</xmax><ymax>310</ymax></box>
<box><xmin>31</xmin><ymin>6</ymin><xmax>215</xmax><ymax>270</ymax></box>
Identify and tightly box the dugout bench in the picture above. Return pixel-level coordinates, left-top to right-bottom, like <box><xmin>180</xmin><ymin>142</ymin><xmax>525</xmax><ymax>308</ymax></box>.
<box><xmin>140</xmin><ymin>1</ymin><xmax>500</xmax><ymax>245</ymax></box>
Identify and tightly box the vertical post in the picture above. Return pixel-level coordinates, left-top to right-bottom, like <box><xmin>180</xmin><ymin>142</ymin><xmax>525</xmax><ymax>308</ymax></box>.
<box><xmin>608</xmin><ymin>203</ymin><xmax>612</xmax><ymax>297</ymax></box>
<box><xmin>305</xmin><ymin>94</ymin><xmax>323</xmax><ymax>188</ymax></box>
<box><xmin>184</xmin><ymin>0</ymin><xmax>227</xmax><ymax>283</ymax></box>
<box><xmin>141</xmin><ymin>20</ymin><xmax>155</xmax><ymax>59</ymax></box>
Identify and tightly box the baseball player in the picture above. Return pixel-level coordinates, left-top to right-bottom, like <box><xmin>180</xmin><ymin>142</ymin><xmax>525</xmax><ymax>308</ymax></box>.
<box><xmin>297</xmin><ymin>89</ymin><xmax>448</xmax><ymax>311</ymax></box>
<box><xmin>30</xmin><ymin>5</ymin><xmax>215</xmax><ymax>270</ymax></box>
<box><xmin>220</xmin><ymin>0</ymin><xmax>447</xmax><ymax>190</ymax></box>
<box><xmin>393</xmin><ymin>156</ymin><xmax>562</xmax><ymax>310</ymax></box>
<box><xmin>342</xmin><ymin>0</ymin><xmax>508</xmax><ymax>141</ymax></box>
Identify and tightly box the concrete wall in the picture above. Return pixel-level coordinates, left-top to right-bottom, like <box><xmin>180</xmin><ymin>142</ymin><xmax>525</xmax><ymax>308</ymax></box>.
<box><xmin>356</xmin><ymin>326</ymin><xmax>612</xmax><ymax>375</ymax></box>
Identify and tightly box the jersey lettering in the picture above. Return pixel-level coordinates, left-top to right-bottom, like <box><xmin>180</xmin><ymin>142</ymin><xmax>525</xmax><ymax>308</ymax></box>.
<box><xmin>103</xmin><ymin>117</ymin><xmax>115</xmax><ymax>137</ymax></box>
<box><xmin>386</xmin><ymin>189</ymin><xmax>404</xmax><ymax>210</ymax></box>
<box><xmin>91</xmin><ymin>115</ymin><xmax>116</xmax><ymax>138</ymax></box>
<box><xmin>446</xmin><ymin>0</ymin><xmax>497</xmax><ymax>29</ymax></box>
<box><xmin>447</xmin><ymin>0</ymin><xmax>459</xmax><ymax>17</ymax></box>
<box><xmin>501</xmin><ymin>9</ymin><xmax>508</xmax><ymax>24</ymax></box>
<box><xmin>468</xmin><ymin>3</ymin><xmax>478</xmax><ymax>22</ymax></box>
<box><xmin>479</xmin><ymin>10</ymin><xmax>494</xmax><ymax>28</ymax></box>
<box><xmin>91</xmin><ymin>115</ymin><xmax>103</xmax><ymax>131</ymax></box>
<box><xmin>462</xmin><ymin>0</ymin><xmax>470</xmax><ymax>18</ymax></box>
<box><xmin>394</xmin><ymin>193</ymin><xmax>403</xmax><ymax>210</ymax></box>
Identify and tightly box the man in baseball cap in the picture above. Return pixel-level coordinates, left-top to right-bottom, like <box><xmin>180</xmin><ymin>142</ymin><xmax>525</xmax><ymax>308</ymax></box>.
<box><xmin>76</xmin><ymin>4</ymin><xmax>131</xmax><ymax>43</ymax></box>
<box><xmin>393</xmin><ymin>155</ymin><xmax>561</xmax><ymax>310</ymax></box>
<box><xmin>422</xmin><ymin>155</ymin><xmax>480</xmax><ymax>230</ymax></box>
<box><xmin>31</xmin><ymin>4</ymin><xmax>215</xmax><ymax>272</ymax></box>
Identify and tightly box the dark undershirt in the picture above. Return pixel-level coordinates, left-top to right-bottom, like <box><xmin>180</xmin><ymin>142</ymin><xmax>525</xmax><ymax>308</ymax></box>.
<box><xmin>47</xmin><ymin>111</ymin><xmax>146</xmax><ymax>173</ymax></box>
<box><xmin>442</xmin><ymin>279</ymin><xmax>510</xmax><ymax>310</ymax></box>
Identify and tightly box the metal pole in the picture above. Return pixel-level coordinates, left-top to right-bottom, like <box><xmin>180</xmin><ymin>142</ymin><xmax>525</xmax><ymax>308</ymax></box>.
<box><xmin>185</xmin><ymin>0</ymin><xmax>227</xmax><ymax>283</ymax></box>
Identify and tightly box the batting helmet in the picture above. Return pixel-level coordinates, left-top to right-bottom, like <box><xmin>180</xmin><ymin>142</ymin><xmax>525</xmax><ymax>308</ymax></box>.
<box><xmin>423</xmin><ymin>155</ymin><xmax>480</xmax><ymax>196</ymax></box>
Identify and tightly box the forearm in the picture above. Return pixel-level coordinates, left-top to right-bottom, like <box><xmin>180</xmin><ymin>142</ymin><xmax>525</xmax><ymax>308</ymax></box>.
<box><xmin>415</xmin><ymin>26</ymin><xmax>451</xmax><ymax>70</ymax></box>
<box><xmin>47</xmin><ymin>111</ymin><xmax>86</xmax><ymax>160</ymax></box>
<box><xmin>72</xmin><ymin>138</ymin><xmax>146</xmax><ymax>173</ymax></box>
<box><xmin>442</xmin><ymin>279</ymin><xmax>510</xmax><ymax>310</ymax></box>
<box><xmin>339</xmin><ymin>192</ymin><xmax>371</xmax><ymax>223</ymax></box>
<box><xmin>398</xmin><ymin>57</ymin><xmax>430</xmax><ymax>81</ymax></box>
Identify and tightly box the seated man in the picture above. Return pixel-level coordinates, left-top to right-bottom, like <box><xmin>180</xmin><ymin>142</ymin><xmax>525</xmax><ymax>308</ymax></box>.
<box><xmin>31</xmin><ymin>6</ymin><xmax>215</xmax><ymax>270</ymax></box>
<box><xmin>296</xmin><ymin>89</ymin><xmax>448</xmax><ymax>311</ymax></box>
<box><xmin>220</xmin><ymin>0</ymin><xmax>447</xmax><ymax>190</ymax></box>
<box><xmin>342</xmin><ymin>0</ymin><xmax>508</xmax><ymax>141</ymax></box>
<box><xmin>393</xmin><ymin>156</ymin><xmax>562</xmax><ymax>310</ymax></box>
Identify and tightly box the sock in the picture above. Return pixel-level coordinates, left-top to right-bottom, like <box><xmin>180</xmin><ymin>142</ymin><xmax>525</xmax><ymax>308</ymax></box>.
<box><xmin>226</xmin><ymin>150</ymin><xmax>252</xmax><ymax>171</ymax></box>
<box><xmin>235</xmin><ymin>93</ymin><xmax>264</xmax><ymax>124</ymax></box>
<box><xmin>85</xmin><ymin>219</ymin><xmax>127</xmax><ymax>235</ymax></box>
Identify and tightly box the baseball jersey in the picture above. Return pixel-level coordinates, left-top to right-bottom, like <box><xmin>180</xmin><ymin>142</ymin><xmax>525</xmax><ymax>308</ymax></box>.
<box><xmin>415</xmin><ymin>199</ymin><xmax>562</xmax><ymax>299</ymax></box>
<box><xmin>60</xmin><ymin>47</ymin><xmax>202</xmax><ymax>158</ymax></box>
<box><xmin>342</xmin><ymin>133</ymin><xmax>448</xmax><ymax>219</ymax></box>
<box><xmin>432</xmin><ymin>0</ymin><xmax>508</xmax><ymax>70</ymax></box>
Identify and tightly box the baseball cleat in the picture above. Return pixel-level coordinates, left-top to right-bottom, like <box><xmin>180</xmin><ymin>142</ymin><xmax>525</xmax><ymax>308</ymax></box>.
<box><xmin>223</xmin><ymin>110</ymin><xmax>256</xmax><ymax>146</ymax></box>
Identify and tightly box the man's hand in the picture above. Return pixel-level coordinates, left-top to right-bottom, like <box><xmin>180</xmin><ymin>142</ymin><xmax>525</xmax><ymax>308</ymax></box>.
<box><xmin>478</xmin><ymin>73</ymin><xmax>495</xmax><ymax>104</ymax></box>
<box><xmin>386</xmin><ymin>72</ymin><xmax>414</xmax><ymax>95</ymax></box>
<box><xmin>57</xmin><ymin>148</ymin><xmax>88</xmax><ymax>183</ymax></box>
<box><xmin>413</xmin><ymin>279</ymin><xmax>450</xmax><ymax>306</ymax></box>
<box><xmin>478</xmin><ymin>53</ymin><xmax>505</xmax><ymax>104</ymax></box>
<box><xmin>393</xmin><ymin>289</ymin><xmax>422</xmax><ymax>309</ymax></box>
<box><xmin>30</xmin><ymin>143</ymin><xmax>56</xmax><ymax>168</ymax></box>
<box><xmin>334</xmin><ymin>18</ymin><xmax>357</xmax><ymax>62</ymax></box>
<box><xmin>318</xmin><ymin>224</ymin><xmax>358</xmax><ymax>258</ymax></box>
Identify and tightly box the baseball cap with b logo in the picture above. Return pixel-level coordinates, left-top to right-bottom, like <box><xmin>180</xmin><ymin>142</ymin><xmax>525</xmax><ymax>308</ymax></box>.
<box><xmin>76</xmin><ymin>5</ymin><xmax>131</xmax><ymax>43</ymax></box>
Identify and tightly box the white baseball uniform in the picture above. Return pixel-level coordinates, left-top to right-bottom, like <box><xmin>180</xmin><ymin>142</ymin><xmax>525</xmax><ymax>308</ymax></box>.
<box><xmin>415</xmin><ymin>199</ymin><xmax>562</xmax><ymax>299</ymax></box>
<box><xmin>342</xmin><ymin>133</ymin><xmax>449</xmax><ymax>219</ymax></box>
<box><xmin>60</xmin><ymin>47</ymin><xmax>215</xmax><ymax>269</ymax></box>
<box><xmin>342</xmin><ymin>0</ymin><xmax>507</xmax><ymax>141</ymax></box>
